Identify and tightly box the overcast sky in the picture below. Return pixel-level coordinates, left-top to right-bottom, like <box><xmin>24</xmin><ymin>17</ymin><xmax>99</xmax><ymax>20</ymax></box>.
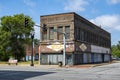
<box><xmin>0</xmin><ymin>0</ymin><xmax>120</xmax><ymax>45</ymax></box>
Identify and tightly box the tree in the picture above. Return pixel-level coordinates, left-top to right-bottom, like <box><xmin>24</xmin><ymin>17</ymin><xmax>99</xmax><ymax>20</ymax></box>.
<box><xmin>0</xmin><ymin>14</ymin><xmax>35</xmax><ymax>61</ymax></box>
<box><xmin>0</xmin><ymin>27</ymin><xmax>11</xmax><ymax>61</ymax></box>
<box><xmin>117</xmin><ymin>41</ymin><xmax>120</xmax><ymax>51</ymax></box>
<box><xmin>34</xmin><ymin>39</ymin><xmax>40</xmax><ymax>45</ymax></box>
<box><xmin>111</xmin><ymin>44</ymin><xmax>120</xmax><ymax>58</ymax></box>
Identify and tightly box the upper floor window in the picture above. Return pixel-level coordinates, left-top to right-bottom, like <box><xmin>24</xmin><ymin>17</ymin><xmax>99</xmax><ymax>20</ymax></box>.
<box><xmin>65</xmin><ymin>26</ymin><xmax>70</xmax><ymax>39</ymax></box>
<box><xmin>57</xmin><ymin>26</ymin><xmax>63</xmax><ymax>40</ymax></box>
<box><xmin>80</xmin><ymin>29</ymin><xmax>84</xmax><ymax>41</ymax></box>
<box><xmin>49</xmin><ymin>27</ymin><xmax>54</xmax><ymax>40</ymax></box>
<box><xmin>42</xmin><ymin>31</ymin><xmax>47</xmax><ymax>41</ymax></box>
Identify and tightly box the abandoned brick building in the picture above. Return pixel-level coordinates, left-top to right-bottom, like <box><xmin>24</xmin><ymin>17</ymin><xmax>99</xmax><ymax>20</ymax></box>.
<box><xmin>40</xmin><ymin>12</ymin><xmax>111</xmax><ymax>65</ymax></box>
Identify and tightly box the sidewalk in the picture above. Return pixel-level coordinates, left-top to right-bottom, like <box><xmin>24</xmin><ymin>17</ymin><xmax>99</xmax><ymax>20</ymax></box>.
<box><xmin>0</xmin><ymin>61</ymin><xmax>118</xmax><ymax>69</ymax></box>
<box><xmin>65</xmin><ymin>61</ymin><xmax>115</xmax><ymax>68</ymax></box>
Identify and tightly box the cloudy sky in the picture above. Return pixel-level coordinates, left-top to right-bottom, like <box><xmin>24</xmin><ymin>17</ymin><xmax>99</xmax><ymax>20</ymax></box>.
<box><xmin>0</xmin><ymin>0</ymin><xmax>120</xmax><ymax>45</ymax></box>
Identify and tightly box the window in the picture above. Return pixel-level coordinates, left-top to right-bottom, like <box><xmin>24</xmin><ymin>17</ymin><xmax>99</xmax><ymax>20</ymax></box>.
<box><xmin>76</xmin><ymin>27</ymin><xmax>80</xmax><ymax>40</ymax></box>
<box><xmin>42</xmin><ymin>31</ymin><xmax>47</xmax><ymax>40</ymax></box>
<box><xmin>80</xmin><ymin>29</ymin><xmax>84</xmax><ymax>41</ymax></box>
<box><xmin>79</xmin><ymin>29</ymin><xmax>81</xmax><ymax>40</ymax></box>
<box><xmin>57</xmin><ymin>26</ymin><xmax>63</xmax><ymax>40</ymax></box>
<box><xmin>81</xmin><ymin>30</ymin><xmax>84</xmax><ymax>41</ymax></box>
<box><xmin>74</xmin><ymin>26</ymin><xmax>77</xmax><ymax>40</ymax></box>
<box><xmin>84</xmin><ymin>31</ymin><xmax>87</xmax><ymax>41</ymax></box>
<box><xmin>78</xmin><ymin>28</ymin><xmax>80</xmax><ymax>40</ymax></box>
<box><xmin>65</xmin><ymin>26</ymin><xmax>70</xmax><ymax>39</ymax></box>
<box><xmin>49</xmin><ymin>27</ymin><xmax>54</xmax><ymax>40</ymax></box>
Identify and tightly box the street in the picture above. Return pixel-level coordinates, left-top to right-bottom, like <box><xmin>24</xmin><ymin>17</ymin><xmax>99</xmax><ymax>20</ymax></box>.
<box><xmin>0</xmin><ymin>62</ymin><xmax>120</xmax><ymax>80</ymax></box>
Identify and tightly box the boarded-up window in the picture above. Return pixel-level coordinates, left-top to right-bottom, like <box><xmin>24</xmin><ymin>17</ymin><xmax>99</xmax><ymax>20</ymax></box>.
<box><xmin>65</xmin><ymin>26</ymin><xmax>70</xmax><ymax>39</ymax></box>
<box><xmin>49</xmin><ymin>27</ymin><xmax>54</xmax><ymax>40</ymax></box>
<box><xmin>57</xmin><ymin>26</ymin><xmax>63</xmax><ymax>40</ymax></box>
<box><xmin>42</xmin><ymin>31</ymin><xmax>47</xmax><ymax>40</ymax></box>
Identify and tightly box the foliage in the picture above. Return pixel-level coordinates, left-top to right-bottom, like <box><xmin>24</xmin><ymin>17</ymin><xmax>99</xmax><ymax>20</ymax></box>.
<box><xmin>0</xmin><ymin>14</ymin><xmax>35</xmax><ymax>61</ymax></box>
<box><xmin>0</xmin><ymin>27</ymin><xmax>11</xmax><ymax>60</ymax></box>
<box><xmin>34</xmin><ymin>39</ymin><xmax>40</xmax><ymax>45</ymax></box>
<box><xmin>111</xmin><ymin>43</ymin><xmax>120</xmax><ymax>58</ymax></box>
<box><xmin>117</xmin><ymin>41</ymin><xmax>120</xmax><ymax>50</ymax></box>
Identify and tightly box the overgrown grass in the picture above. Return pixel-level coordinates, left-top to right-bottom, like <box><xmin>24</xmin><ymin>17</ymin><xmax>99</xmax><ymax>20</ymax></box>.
<box><xmin>18</xmin><ymin>61</ymin><xmax>39</xmax><ymax>64</ymax></box>
<box><xmin>0</xmin><ymin>61</ymin><xmax>8</xmax><ymax>64</ymax></box>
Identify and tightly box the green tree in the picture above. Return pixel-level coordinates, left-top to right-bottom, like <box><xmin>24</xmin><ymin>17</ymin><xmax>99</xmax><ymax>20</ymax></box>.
<box><xmin>111</xmin><ymin>44</ymin><xmax>120</xmax><ymax>58</ymax></box>
<box><xmin>0</xmin><ymin>14</ymin><xmax>35</xmax><ymax>61</ymax></box>
<box><xmin>34</xmin><ymin>39</ymin><xmax>40</xmax><ymax>45</ymax></box>
<box><xmin>0</xmin><ymin>27</ymin><xmax>11</xmax><ymax>61</ymax></box>
<box><xmin>117</xmin><ymin>41</ymin><xmax>120</xmax><ymax>51</ymax></box>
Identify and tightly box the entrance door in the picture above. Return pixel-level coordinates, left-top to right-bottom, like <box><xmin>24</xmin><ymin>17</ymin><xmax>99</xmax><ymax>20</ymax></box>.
<box><xmin>66</xmin><ymin>54</ymin><xmax>72</xmax><ymax>65</ymax></box>
<box><xmin>41</xmin><ymin>54</ymin><xmax>48</xmax><ymax>64</ymax></box>
<box><xmin>102</xmin><ymin>54</ymin><xmax>104</xmax><ymax>62</ymax></box>
<box><xmin>91</xmin><ymin>53</ymin><xmax>94</xmax><ymax>63</ymax></box>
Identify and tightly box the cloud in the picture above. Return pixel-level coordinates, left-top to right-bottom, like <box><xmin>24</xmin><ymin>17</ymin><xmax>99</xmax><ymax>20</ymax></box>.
<box><xmin>90</xmin><ymin>14</ymin><xmax>120</xmax><ymax>31</ymax></box>
<box><xmin>107</xmin><ymin>0</ymin><xmax>120</xmax><ymax>4</ymax></box>
<box><xmin>23</xmin><ymin>0</ymin><xmax>36</xmax><ymax>7</ymax></box>
<box><xmin>64</xmin><ymin>0</ymin><xmax>89</xmax><ymax>12</ymax></box>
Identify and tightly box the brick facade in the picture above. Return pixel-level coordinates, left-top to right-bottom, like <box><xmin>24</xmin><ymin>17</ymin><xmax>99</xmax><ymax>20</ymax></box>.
<box><xmin>40</xmin><ymin>12</ymin><xmax>111</xmax><ymax>65</ymax></box>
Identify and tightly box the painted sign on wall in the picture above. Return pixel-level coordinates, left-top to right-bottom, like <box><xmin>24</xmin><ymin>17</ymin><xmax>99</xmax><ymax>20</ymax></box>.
<box><xmin>47</xmin><ymin>42</ymin><xmax>64</xmax><ymax>51</ymax></box>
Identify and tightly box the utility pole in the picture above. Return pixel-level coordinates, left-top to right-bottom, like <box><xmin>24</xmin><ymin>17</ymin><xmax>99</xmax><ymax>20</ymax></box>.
<box><xmin>34</xmin><ymin>24</ymin><xmax>47</xmax><ymax>65</ymax></box>
<box><xmin>34</xmin><ymin>24</ymin><xmax>41</xmax><ymax>65</ymax></box>
<box><xmin>63</xmin><ymin>33</ymin><xmax>66</xmax><ymax>66</ymax></box>
<box><xmin>53</xmin><ymin>29</ymin><xmax>66</xmax><ymax>66</ymax></box>
<box><xmin>30</xmin><ymin>31</ymin><xmax>35</xmax><ymax>66</ymax></box>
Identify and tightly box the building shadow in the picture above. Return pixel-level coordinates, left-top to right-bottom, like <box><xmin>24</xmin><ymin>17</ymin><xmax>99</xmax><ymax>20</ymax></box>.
<box><xmin>0</xmin><ymin>70</ymin><xmax>55</xmax><ymax>80</ymax></box>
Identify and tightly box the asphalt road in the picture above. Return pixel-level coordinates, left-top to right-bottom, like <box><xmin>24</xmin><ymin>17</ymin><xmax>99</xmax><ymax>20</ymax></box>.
<box><xmin>0</xmin><ymin>62</ymin><xmax>120</xmax><ymax>80</ymax></box>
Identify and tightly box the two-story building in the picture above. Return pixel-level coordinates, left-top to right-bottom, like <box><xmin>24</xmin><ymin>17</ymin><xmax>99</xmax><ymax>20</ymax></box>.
<box><xmin>40</xmin><ymin>12</ymin><xmax>111</xmax><ymax>65</ymax></box>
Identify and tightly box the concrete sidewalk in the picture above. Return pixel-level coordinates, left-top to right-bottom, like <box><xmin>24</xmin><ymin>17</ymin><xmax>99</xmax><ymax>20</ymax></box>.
<box><xmin>0</xmin><ymin>61</ymin><xmax>118</xmax><ymax>69</ymax></box>
<box><xmin>35</xmin><ymin>62</ymin><xmax>114</xmax><ymax>69</ymax></box>
<box><xmin>66</xmin><ymin>61</ymin><xmax>117</xmax><ymax>68</ymax></box>
<box><xmin>67</xmin><ymin>63</ymin><xmax>111</xmax><ymax>68</ymax></box>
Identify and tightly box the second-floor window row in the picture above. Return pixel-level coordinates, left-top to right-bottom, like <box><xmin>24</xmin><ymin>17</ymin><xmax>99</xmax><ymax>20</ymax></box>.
<box><xmin>42</xmin><ymin>26</ymin><xmax>70</xmax><ymax>40</ymax></box>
